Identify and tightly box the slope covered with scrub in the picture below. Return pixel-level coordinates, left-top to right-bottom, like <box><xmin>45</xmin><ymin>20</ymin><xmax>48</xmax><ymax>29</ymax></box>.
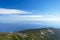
<box><xmin>0</xmin><ymin>28</ymin><xmax>59</xmax><ymax>40</ymax></box>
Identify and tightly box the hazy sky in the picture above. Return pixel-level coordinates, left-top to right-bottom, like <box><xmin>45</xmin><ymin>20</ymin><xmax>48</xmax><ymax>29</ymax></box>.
<box><xmin>0</xmin><ymin>0</ymin><xmax>60</xmax><ymax>23</ymax></box>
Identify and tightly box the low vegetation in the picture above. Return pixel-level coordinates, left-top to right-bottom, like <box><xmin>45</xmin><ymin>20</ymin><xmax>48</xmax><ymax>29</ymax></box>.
<box><xmin>0</xmin><ymin>28</ymin><xmax>58</xmax><ymax>40</ymax></box>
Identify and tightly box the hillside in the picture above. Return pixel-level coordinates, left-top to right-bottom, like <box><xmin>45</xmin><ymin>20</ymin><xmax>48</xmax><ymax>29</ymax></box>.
<box><xmin>0</xmin><ymin>28</ymin><xmax>59</xmax><ymax>40</ymax></box>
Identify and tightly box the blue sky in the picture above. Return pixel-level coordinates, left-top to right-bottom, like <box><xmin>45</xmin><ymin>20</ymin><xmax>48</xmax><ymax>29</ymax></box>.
<box><xmin>0</xmin><ymin>0</ymin><xmax>60</xmax><ymax>14</ymax></box>
<box><xmin>0</xmin><ymin>0</ymin><xmax>60</xmax><ymax>26</ymax></box>
<box><xmin>0</xmin><ymin>0</ymin><xmax>60</xmax><ymax>32</ymax></box>
<box><xmin>0</xmin><ymin>0</ymin><xmax>60</xmax><ymax>15</ymax></box>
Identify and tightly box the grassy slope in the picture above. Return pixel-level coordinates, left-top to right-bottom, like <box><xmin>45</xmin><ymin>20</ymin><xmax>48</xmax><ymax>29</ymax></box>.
<box><xmin>0</xmin><ymin>28</ymin><xmax>58</xmax><ymax>40</ymax></box>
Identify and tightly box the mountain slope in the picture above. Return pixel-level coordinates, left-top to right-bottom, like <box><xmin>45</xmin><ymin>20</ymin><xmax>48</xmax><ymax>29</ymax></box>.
<box><xmin>18</xmin><ymin>28</ymin><xmax>57</xmax><ymax>40</ymax></box>
<box><xmin>0</xmin><ymin>27</ymin><xmax>59</xmax><ymax>40</ymax></box>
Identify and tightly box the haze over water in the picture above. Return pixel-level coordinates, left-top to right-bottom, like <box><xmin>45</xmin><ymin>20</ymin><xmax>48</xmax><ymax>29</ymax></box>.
<box><xmin>0</xmin><ymin>0</ymin><xmax>60</xmax><ymax>32</ymax></box>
